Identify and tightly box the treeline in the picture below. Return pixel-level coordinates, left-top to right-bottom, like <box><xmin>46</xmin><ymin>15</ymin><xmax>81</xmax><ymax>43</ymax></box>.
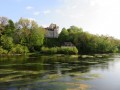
<box><xmin>58</xmin><ymin>26</ymin><xmax>120</xmax><ymax>54</ymax></box>
<box><xmin>0</xmin><ymin>17</ymin><xmax>44</xmax><ymax>54</ymax></box>
<box><xmin>0</xmin><ymin>16</ymin><xmax>120</xmax><ymax>55</ymax></box>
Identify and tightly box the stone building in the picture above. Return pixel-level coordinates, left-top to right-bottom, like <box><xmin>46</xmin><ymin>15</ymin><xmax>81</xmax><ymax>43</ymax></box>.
<box><xmin>45</xmin><ymin>23</ymin><xmax>59</xmax><ymax>38</ymax></box>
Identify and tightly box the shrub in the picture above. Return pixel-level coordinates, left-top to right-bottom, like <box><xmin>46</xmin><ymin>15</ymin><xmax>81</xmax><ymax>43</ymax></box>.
<box><xmin>1</xmin><ymin>35</ymin><xmax>14</xmax><ymax>50</ymax></box>
<box><xmin>9</xmin><ymin>44</ymin><xmax>29</xmax><ymax>54</ymax></box>
<box><xmin>0</xmin><ymin>47</ymin><xmax>8</xmax><ymax>54</ymax></box>
<box><xmin>41</xmin><ymin>47</ymin><xmax>57</xmax><ymax>54</ymax></box>
<box><xmin>41</xmin><ymin>46</ymin><xmax>78</xmax><ymax>55</ymax></box>
<box><xmin>58</xmin><ymin>46</ymin><xmax>78</xmax><ymax>54</ymax></box>
<box><xmin>50</xmin><ymin>47</ymin><xmax>57</xmax><ymax>54</ymax></box>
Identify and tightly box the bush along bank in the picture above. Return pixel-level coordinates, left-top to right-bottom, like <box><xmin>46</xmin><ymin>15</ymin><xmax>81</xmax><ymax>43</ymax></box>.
<box><xmin>41</xmin><ymin>46</ymin><xmax>78</xmax><ymax>55</ymax></box>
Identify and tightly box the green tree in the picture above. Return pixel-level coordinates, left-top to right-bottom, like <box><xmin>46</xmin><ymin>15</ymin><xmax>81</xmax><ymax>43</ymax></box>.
<box><xmin>58</xmin><ymin>28</ymin><xmax>69</xmax><ymax>43</ymax></box>
<box><xmin>0</xmin><ymin>17</ymin><xmax>9</xmax><ymax>49</ymax></box>
<box><xmin>68</xmin><ymin>26</ymin><xmax>83</xmax><ymax>33</ymax></box>
<box><xmin>10</xmin><ymin>44</ymin><xmax>29</xmax><ymax>54</ymax></box>
<box><xmin>0</xmin><ymin>17</ymin><xmax>8</xmax><ymax>36</ymax></box>
<box><xmin>4</xmin><ymin>19</ymin><xmax>15</xmax><ymax>36</ymax></box>
<box><xmin>1</xmin><ymin>35</ymin><xmax>14</xmax><ymax>50</ymax></box>
<box><xmin>14</xmin><ymin>18</ymin><xmax>45</xmax><ymax>51</ymax></box>
<box><xmin>29</xmin><ymin>27</ymin><xmax>45</xmax><ymax>51</ymax></box>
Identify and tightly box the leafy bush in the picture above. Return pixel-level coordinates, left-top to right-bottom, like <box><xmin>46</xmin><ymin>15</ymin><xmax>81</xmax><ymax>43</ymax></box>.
<box><xmin>58</xmin><ymin>46</ymin><xmax>78</xmax><ymax>54</ymax></box>
<box><xmin>9</xmin><ymin>44</ymin><xmax>29</xmax><ymax>54</ymax></box>
<box><xmin>41</xmin><ymin>46</ymin><xmax>78</xmax><ymax>54</ymax></box>
<box><xmin>0</xmin><ymin>47</ymin><xmax>8</xmax><ymax>54</ymax></box>
<box><xmin>41</xmin><ymin>47</ymin><xmax>57</xmax><ymax>54</ymax></box>
<box><xmin>1</xmin><ymin>35</ymin><xmax>14</xmax><ymax>50</ymax></box>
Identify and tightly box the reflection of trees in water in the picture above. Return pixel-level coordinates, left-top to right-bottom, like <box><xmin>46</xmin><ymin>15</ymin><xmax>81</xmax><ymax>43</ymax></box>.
<box><xmin>0</xmin><ymin>55</ymin><xmax>114</xmax><ymax>72</ymax></box>
<box><xmin>0</xmin><ymin>54</ymin><xmax>115</xmax><ymax>89</ymax></box>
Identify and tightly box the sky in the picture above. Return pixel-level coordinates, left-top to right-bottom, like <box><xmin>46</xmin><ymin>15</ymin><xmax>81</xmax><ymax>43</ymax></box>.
<box><xmin>0</xmin><ymin>0</ymin><xmax>120</xmax><ymax>38</ymax></box>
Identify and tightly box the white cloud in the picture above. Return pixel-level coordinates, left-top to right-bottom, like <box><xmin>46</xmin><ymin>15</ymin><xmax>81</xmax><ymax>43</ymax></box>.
<box><xmin>41</xmin><ymin>24</ymin><xmax>49</xmax><ymax>27</ymax></box>
<box><xmin>33</xmin><ymin>11</ymin><xmax>40</xmax><ymax>16</ymax></box>
<box><xmin>30</xmin><ymin>0</ymin><xmax>120</xmax><ymax>38</ymax></box>
<box><xmin>71</xmin><ymin>5</ymin><xmax>78</xmax><ymax>9</ymax></box>
<box><xmin>28</xmin><ymin>18</ymin><xmax>36</xmax><ymax>21</ymax></box>
<box><xmin>26</xmin><ymin>6</ymin><xmax>33</xmax><ymax>10</ymax></box>
<box><xmin>55</xmin><ymin>0</ymin><xmax>88</xmax><ymax>20</ymax></box>
<box><xmin>90</xmin><ymin>0</ymin><xmax>97</xmax><ymax>7</ymax></box>
<box><xmin>43</xmin><ymin>10</ymin><xmax>51</xmax><ymax>14</ymax></box>
<box><xmin>52</xmin><ymin>0</ymin><xmax>120</xmax><ymax>38</ymax></box>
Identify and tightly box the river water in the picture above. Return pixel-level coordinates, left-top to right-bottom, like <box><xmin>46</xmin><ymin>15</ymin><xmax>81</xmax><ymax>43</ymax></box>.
<box><xmin>0</xmin><ymin>54</ymin><xmax>120</xmax><ymax>90</ymax></box>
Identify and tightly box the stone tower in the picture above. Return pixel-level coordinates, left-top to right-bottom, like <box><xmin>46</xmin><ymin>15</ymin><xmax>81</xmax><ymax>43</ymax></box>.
<box><xmin>45</xmin><ymin>23</ymin><xmax>59</xmax><ymax>38</ymax></box>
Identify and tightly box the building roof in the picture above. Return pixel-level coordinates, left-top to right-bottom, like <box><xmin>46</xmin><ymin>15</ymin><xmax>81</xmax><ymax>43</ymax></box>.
<box><xmin>45</xmin><ymin>23</ymin><xmax>59</xmax><ymax>31</ymax></box>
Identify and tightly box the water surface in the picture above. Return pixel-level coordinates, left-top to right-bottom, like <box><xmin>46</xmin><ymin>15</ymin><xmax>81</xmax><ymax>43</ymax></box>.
<box><xmin>0</xmin><ymin>54</ymin><xmax>120</xmax><ymax>90</ymax></box>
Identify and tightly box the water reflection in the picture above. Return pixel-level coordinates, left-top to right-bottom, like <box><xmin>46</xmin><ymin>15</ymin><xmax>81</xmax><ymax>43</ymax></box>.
<box><xmin>0</xmin><ymin>54</ymin><xmax>120</xmax><ymax>90</ymax></box>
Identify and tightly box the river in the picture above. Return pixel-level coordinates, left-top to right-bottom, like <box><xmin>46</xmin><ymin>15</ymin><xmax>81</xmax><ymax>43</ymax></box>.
<box><xmin>0</xmin><ymin>54</ymin><xmax>120</xmax><ymax>90</ymax></box>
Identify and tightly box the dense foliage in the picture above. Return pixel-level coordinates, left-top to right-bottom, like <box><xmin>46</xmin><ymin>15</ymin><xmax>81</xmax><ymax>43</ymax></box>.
<box><xmin>0</xmin><ymin>17</ymin><xmax>45</xmax><ymax>54</ymax></box>
<box><xmin>0</xmin><ymin>16</ymin><xmax>120</xmax><ymax>55</ymax></box>
<box><xmin>9</xmin><ymin>44</ymin><xmax>29</xmax><ymax>54</ymax></box>
<box><xmin>41</xmin><ymin>46</ymin><xmax>78</xmax><ymax>54</ymax></box>
<box><xmin>58</xmin><ymin>26</ymin><xmax>120</xmax><ymax>54</ymax></box>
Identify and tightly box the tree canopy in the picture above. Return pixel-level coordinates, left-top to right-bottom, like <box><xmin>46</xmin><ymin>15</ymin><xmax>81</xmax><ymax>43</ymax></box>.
<box><xmin>0</xmin><ymin>16</ymin><xmax>120</xmax><ymax>55</ymax></box>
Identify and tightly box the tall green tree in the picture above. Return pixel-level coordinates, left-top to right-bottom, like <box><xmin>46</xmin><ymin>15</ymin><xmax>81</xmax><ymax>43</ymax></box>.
<box><xmin>0</xmin><ymin>17</ymin><xmax>9</xmax><ymax>36</ymax></box>
<box><xmin>68</xmin><ymin>26</ymin><xmax>83</xmax><ymax>33</ymax></box>
<box><xmin>4</xmin><ymin>19</ymin><xmax>15</xmax><ymax>36</ymax></box>
<box><xmin>58</xmin><ymin>28</ymin><xmax>69</xmax><ymax>43</ymax></box>
<box><xmin>29</xmin><ymin>27</ymin><xmax>45</xmax><ymax>51</ymax></box>
<box><xmin>14</xmin><ymin>18</ymin><xmax>45</xmax><ymax>51</ymax></box>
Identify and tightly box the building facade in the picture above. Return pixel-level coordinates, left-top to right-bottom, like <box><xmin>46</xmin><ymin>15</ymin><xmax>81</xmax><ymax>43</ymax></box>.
<box><xmin>45</xmin><ymin>24</ymin><xmax>59</xmax><ymax>38</ymax></box>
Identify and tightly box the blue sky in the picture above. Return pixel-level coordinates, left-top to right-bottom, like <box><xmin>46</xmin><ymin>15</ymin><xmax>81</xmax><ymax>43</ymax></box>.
<box><xmin>0</xmin><ymin>0</ymin><xmax>120</xmax><ymax>38</ymax></box>
<box><xmin>0</xmin><ymin>0</ymin><xmax>61</xmax><ymax>23</ymax></box>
